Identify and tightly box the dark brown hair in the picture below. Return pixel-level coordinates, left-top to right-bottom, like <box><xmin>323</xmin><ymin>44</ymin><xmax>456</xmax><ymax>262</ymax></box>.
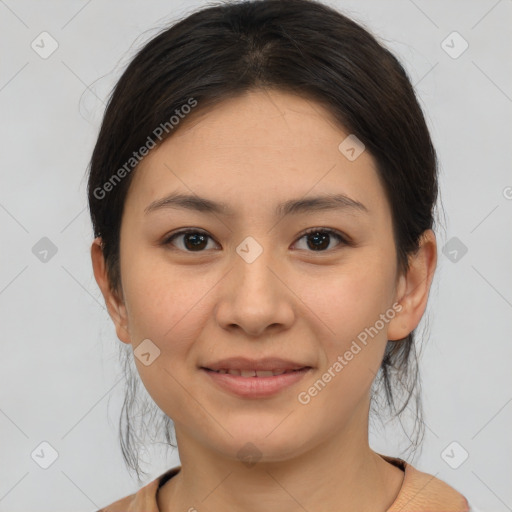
<box><xmin>87</xmin><ymin>0</ymin><xmax>439</xmax><ymax>480</ymax></box>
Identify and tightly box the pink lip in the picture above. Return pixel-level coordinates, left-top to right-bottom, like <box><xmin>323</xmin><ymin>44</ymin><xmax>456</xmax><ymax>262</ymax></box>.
<box><xmin>201</xmin><ymin>367</ymin><xmax>311</xmax><ymax>398</ymax></box>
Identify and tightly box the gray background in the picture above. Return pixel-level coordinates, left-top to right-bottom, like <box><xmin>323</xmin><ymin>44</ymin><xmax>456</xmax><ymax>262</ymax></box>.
<box><xmin>0</xmin><ymin>0</ymin><xmax>511</xmax><ymax>510</ymax></box>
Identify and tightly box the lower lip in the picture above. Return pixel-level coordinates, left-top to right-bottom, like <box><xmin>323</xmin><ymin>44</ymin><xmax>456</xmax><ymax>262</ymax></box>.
<box><xmin>201</xmin><ymin>368</ymin><xmax>311</xmax><ymax>398</ymax></box>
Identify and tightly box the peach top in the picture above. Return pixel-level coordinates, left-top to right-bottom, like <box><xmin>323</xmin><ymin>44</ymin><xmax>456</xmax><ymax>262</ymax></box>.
<box><xmin>97</xmin><ymin>453</ymin><xmax>470</xmax><ymax>511</ymax></box>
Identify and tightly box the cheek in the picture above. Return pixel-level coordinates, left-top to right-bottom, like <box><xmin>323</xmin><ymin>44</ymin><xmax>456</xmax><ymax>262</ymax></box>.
<box><xmin>295</xmin><ymin>266</ymin><xmax>393</xmax><ymax>417</ymax></box>
<box><xmin>293</xmin><ymin>258</ymin><xmax>396</xmax><ymax>408</ymax></box>
<box><xmin>121</xmin><ymin>256</ymin><xmax>212</xmax><ymax>423</ymax></box>
<box><xmin>121</xmin><ymin>247</ymin><xmax>211</xmax><ymax>344</ymax></box>
<box><xmin>297</xmin><ymin>257</ymin><xmax>395</xmax><ymax>347</ymax></box>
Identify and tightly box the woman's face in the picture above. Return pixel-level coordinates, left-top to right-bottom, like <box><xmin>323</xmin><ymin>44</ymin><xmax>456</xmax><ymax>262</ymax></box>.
<box><xmin>93</xmin><ymin>89</ymin><xmax>431</xmax><ymax>463</ymax></box>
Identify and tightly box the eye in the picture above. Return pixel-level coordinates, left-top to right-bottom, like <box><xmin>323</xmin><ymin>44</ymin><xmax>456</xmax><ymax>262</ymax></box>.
<box><xmin>162</xmin><ymin>229</ymin><xmax>219</xmax><ymax>252</ymax></box>
<box><xmin>162</xmin><ymin>227</ymin><xmax>350</xmax><ymax>253</ymax></box>
<box><xmin>293</xmin><ymin>228</ymin><xmax>348</xmax><ymax>252</ymax></box>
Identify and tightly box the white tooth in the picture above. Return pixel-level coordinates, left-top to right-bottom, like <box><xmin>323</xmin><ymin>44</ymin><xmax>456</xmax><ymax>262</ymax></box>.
<box><xmin>218</xmin><ymin>369</ymin><xmax>228</xmax><ymax>374</ymax></box>
<box><xmin>227</xmin><ymin>369</ymin><xmax>241</xmax><ymax>376</ymax></box>
<box><xmin>240</xmin><ymin>370</ymin><xmax>256</xmax><ymax>377</ymax></box>
<box><xmin>255</xmin><ymin>370</ymin><xmax>274</xmax><ymax>377</ymax></box>
<box><xmin>272</xmin><ymin>369</ymin><xmax>287</xmax><ymax>376</ymax></box>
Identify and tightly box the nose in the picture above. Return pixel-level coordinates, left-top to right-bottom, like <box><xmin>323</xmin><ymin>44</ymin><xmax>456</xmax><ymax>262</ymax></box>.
<box><xmin>214</xmin><ymin>241</ymin><xmax>295</xmax><ymax>338</ymax></box>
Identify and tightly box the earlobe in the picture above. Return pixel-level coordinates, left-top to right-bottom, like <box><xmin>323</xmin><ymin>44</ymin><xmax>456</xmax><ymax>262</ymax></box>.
<box><xmin>90</xmin><ymin>237</ymin><xmax>131</xmax><ymax>344</ymax></box>
<box><xmin>387</xmin><ymin>229</ymin><xmax>437</xmax><ymax>341</ymax></box>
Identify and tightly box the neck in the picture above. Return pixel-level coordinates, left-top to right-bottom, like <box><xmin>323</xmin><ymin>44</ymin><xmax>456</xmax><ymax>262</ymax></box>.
<box><xmin>158</xmin><ymin>405</ymin><xmax>404</xmax><ymax>512</ymax></box>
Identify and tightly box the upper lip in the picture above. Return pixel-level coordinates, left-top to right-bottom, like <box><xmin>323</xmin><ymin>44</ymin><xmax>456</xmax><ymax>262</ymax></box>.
<box><xmin>201</xmin><ymin>357</ymin><xmax>311</xmax><ymax>372</ymax></box>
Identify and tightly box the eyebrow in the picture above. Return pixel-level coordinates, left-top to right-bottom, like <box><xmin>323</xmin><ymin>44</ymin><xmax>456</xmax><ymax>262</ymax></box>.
<box><xmin>144</xmin><ymin>192</ymin><xmax>369</xmax><ymax>217</ymax></box>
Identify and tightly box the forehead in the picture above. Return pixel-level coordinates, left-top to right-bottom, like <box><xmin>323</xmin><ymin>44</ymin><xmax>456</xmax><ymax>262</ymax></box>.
<box><xmin>124</xmin><ymin>89</ymin><xmax>389</xmax><ymax>221</ymax></box>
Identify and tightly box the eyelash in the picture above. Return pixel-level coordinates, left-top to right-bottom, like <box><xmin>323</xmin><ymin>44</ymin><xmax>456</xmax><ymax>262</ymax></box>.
<box><xmin>162</xmin><ymin>227</ymin><xmax>350</xmax><ymax>253</ymax></box>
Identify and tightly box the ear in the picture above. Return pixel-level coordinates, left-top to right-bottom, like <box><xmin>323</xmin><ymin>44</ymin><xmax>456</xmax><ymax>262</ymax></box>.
<box><xmin>387</xmin><ymin>229</ymin><xmax>437</xmax><ymax>341</ymax></box>
<box><xmin>91</xmin><ymin>237</ymin><xmax>131</xmax><ymax>344</ymax></box>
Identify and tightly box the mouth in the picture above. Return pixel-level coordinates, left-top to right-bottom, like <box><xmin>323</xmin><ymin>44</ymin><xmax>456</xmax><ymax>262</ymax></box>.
<box><xmin>199</xmin><ymin>358</ymin><xmax>312</xmax><ymax>398</ymax></box>
<box><xmin>202</xmin><ymin>368</ymin><xmax>309</xmax><ymax>377</ymax></box>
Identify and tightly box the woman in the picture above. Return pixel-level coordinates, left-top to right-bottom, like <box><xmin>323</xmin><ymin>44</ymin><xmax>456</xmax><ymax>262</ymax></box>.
<box><xmin>88</xmin><ymin>0</ymin><xmax>471</xmax><ymax>510</ymax></box>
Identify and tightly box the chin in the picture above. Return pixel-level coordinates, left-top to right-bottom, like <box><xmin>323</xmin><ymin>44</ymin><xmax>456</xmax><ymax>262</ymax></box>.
<box><xmin>205</xmin><ymin>421</ymin><xmax>314</xmax><ymax>464</ymax></box>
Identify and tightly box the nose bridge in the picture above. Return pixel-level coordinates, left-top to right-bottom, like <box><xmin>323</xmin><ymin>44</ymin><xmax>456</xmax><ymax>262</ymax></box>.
<box><xmin>233</xmin><ymin>234</ymin><xmax>278</xmax><ymax>297</ymax></box>
<box><xmin>215</xmin><ymin>234</ymin><xmax>294</xmax><ymax>336</ymax></box>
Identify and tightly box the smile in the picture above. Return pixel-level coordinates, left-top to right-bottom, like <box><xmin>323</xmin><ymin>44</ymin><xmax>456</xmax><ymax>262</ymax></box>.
<box><xmin>201</xmin><ymin>366</ymin><xmax>312</xmax><ymax>398</ymax></box>
<box><xmin>206</xmin><ymin>368</ymin><xmax>306</xmax><ymax>377</ymax></box>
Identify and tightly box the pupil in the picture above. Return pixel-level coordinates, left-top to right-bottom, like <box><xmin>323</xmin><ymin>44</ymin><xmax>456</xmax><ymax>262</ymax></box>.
<box><xmin>308</xmin><ymin>231</ymin><xmax>329</xmax><ymax>251</ymax></box>
<box><xmin>185</xmin><ymin>233</ymin><xmax>207</xmax><ymax>250</ymax></box>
